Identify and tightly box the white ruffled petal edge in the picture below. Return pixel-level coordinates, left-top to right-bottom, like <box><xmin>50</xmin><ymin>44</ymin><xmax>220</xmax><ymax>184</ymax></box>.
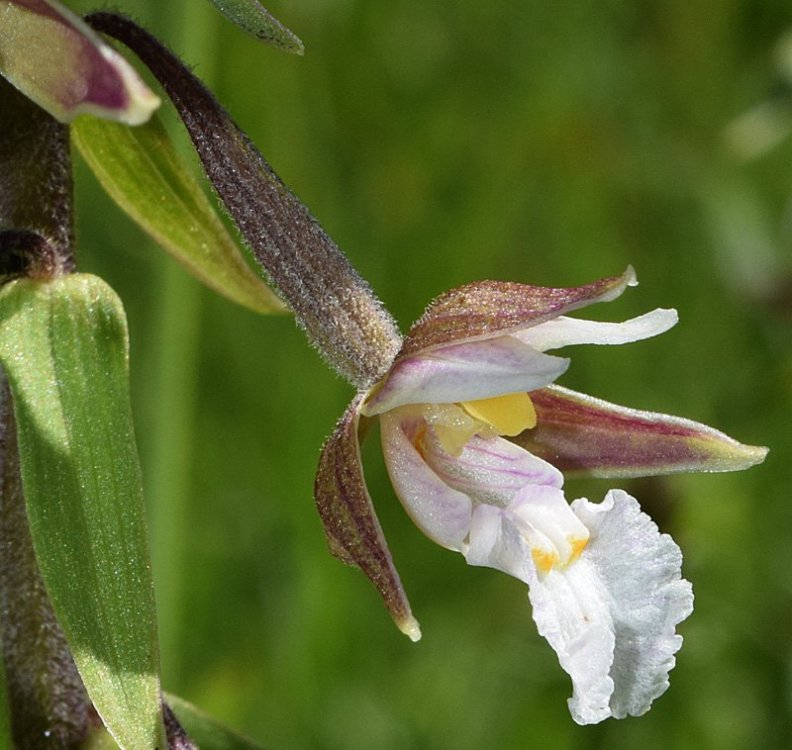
<box><xmin>571</xmin><ymin>490</ymin><xmax>694</xmax><ymax>721</ymax></box>
<box><xmin>465</xmin><ymin>488</ymin><xmax>693</xmax><ymax>724</ymax></box>
<box><xmin>529</xmin><ymin>560</ymin><xmax>616</xmax><ymax>723</ymax></box>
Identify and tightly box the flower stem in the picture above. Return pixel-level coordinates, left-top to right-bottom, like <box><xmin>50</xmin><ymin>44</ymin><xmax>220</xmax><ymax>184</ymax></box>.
<box><xmin>0</xmin><ymin>375</ymin><xmax>94</xmax><ymax>749</ymax></box>
<box><xmin>0</xmin><ymin>77</ymin><xmax>75</xmax><ymax>275</ymax></box>
<box><xmin>0</xmin><ymin>63</ymin><xmax>90</xmax><ymax>750</ymax></box>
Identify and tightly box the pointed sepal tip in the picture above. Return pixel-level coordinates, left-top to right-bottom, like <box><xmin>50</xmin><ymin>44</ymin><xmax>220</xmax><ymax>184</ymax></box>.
<box><xmin>397</xmin><ymin>614</ymin><xmax>422</xmax><ymax>642</ymax></box>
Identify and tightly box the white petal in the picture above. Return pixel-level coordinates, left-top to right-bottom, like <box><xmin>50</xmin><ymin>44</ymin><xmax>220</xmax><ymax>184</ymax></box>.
<box><xmin>464</xmin><ymin>502</ymin><xmax>616</xmax><ymax>723</ymax></box>
<box><xmin>421</xmin><ymin>432</ymin><xmax>563</xmax><ymax>507</ymax></box>
<box><xmin>465</xmin><ymin>503</ymin><xmax>537</xmax><ymax>583</ymax></box>
<box><xmin>509</xmin><ymin>485</ymin><xmax>589</xmax><ymax>564</ymax></box>
<box><xmin>571</xmin><ymin>490</ymin><xmax>694</xmax><ymax>719</ymax></box>
<box><xmin>380</xmin><ymin>411</ymin><xmax>472</xmax><ymax>550</ymax></box>
<box><xmin>362</xmin><ymin>337</ymin><xmax>568</xmax><ymax>416</ymax></box>
<box><xmin>529</xmin><ymin>561</ymin><xmax>616</xmax><ymax>724</ymax></box>
<box><xmin>512</xmin><ymin>309</ymin><xmax>678</xmax><ymax>352</ymax></box>
<box><xmin>464</xmin><ymin>488</ymin><xmax>693</xmax><ymax>725</ymax></box>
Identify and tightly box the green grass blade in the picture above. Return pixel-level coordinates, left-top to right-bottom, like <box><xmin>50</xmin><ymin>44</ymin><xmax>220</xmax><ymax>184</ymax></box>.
<box><xmin>205</xmin><ymin>0</ymin><xmax>303</xmax><ymax>54</ymax></box>
<box><xmin>71</xmin><ymin>114</ymin><xmax>287</xmax><ymax>315</ymax></box>
<box><xmin>0</xmin><ymin>275</ymin><xmax>164</xmax><ymax>750</ymax></box>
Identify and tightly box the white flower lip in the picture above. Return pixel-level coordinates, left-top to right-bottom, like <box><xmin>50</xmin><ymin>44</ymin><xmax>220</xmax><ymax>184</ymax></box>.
<box><xmin>382</xmin><ymin>413</ymin><xmax>694</xmax><ymax>724</ymax></box>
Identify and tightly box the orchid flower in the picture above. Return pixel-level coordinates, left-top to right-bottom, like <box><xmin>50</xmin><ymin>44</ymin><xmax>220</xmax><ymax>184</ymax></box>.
<box><xmin>74</xmin><ymin>15</ymin><xmax>767</xmax><ymax>725</ymax></box>
<box><xmin>315</xmin><ymin>267</ymin><xmax>767</xmax><ymax>724</ymax></box>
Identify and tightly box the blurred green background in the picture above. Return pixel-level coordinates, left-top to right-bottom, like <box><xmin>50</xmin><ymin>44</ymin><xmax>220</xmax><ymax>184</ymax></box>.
<box><xmin>68</xmin><ymin>0</ymin><xmax>790</xmax><ymax>747</ymax></box>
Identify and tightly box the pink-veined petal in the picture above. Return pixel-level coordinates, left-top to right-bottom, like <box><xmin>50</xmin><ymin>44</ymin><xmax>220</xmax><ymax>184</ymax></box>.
<box><xmin>419</xmin><ymin>430</ymin><xmax>564</xmax><ymax>506</ymax></box>
<box><xmin>514</xmin><ymin>385</ymin><xmax>768</xmax><ymax>478</ymax></box>
<box><xmin>363</xmin><ymin>337</ymin><xmax>568</xmax><ymax>415</ymax></box>
<box><xmin>0</xmin><ymin>0</ymin><xmax>159</xmax><ymax>123</ymax></box>
<box><xmin>512</xmin><ymin>308</ymin><xmax>678</xmax><ymax>352</ymax></box>
<box><xmin>380</xmin><ymin>410</ymin><xmax>473</xmax><ymax>551</ymax></box>
<box><xmin>315</xmin><ymin>395</ymin><xmax>420</xmax><ymax>641</ymax></box>
<box><xmin>399</xmin><ymin>266</ymin><xmax>636</xmax><ymax>356</ymax></box>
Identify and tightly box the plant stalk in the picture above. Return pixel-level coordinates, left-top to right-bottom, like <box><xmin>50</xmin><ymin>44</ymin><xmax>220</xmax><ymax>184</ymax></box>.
<box><xmin>0</xmin><ymin>375</ymin><xmax>94</xmax><ymax>750</ymax></box>
<box><xmin>0</xmin><ymin>77</ymin><xmax>75</xmax><ymax>275</ymax></box>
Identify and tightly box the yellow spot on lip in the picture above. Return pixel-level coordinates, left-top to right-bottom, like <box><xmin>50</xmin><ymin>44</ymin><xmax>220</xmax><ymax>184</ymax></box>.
<box><xmin>532</xmin><ymin>548</ymin><xmax>559</xmax><ymax>575</ymax></box>
<box><xmin>532</xmin><ymin>536</ymin><xmax>588</xmax><ymax>575</ymax></box>
<box><xmin>460</xmin><ymin>392</ymin><xmax>537</xmax><ymax>436</ymax></box>
<box><xmin>567</xmin><ymin>536</ymin><xmax>589</xmax><ymax>566</ymax></box>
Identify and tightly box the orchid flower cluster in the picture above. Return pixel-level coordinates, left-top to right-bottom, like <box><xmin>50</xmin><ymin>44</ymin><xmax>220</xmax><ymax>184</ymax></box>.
<box><xmin>0</xmin><ymin>0</ymin><xmax>768</xmax><ymax>747</ymax></box>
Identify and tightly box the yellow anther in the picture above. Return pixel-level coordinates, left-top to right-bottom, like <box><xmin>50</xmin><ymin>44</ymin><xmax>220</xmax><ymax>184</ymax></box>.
<box><xmin>433</xmin><ymin>423</ymin><xmax>479</xmax><ymax>456</ymax></box>
<box><xmin>421</xmin><ymin>403</ymin><xmax>485</xmax><ymax>456</ymax></box>
<box><xmin>460</xmin><ymin>392</ymin><xmax>537</xmax><ymax>436</ymax></box>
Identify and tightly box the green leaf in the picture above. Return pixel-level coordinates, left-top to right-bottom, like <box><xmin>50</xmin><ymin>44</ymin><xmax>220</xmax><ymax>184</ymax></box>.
<box><xmin>167</xmin><ymin>695</ymin><xmax>266</xmax><ymax>750</ymax></box>
<box><xmin>0</xmin><ymin>275</ymin><xmax>164</xmax><ymax>750</ymax></box>
<box><xmin>205</xmin><ymin>0</ymin><xmax>304</xmax><ymax>54</ymax></box>
<box><xmin>71</xmin><ymin>114</ymin><xmax>287</xmax><ymax>315</ymax></box>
